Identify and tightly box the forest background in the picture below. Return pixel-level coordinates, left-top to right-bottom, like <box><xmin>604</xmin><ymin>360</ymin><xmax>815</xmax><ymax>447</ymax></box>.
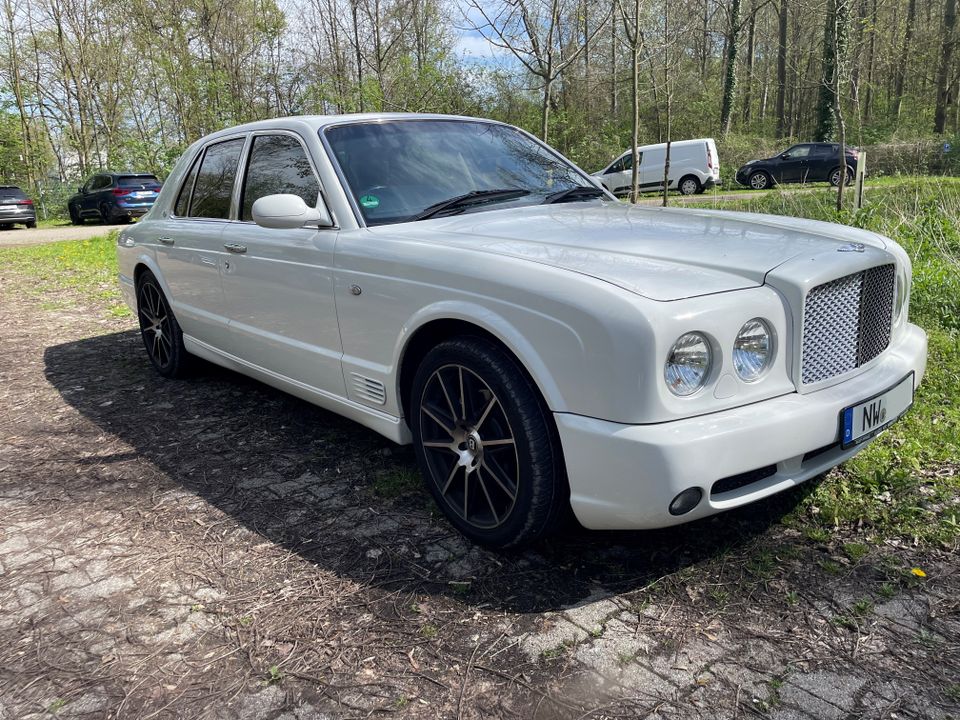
<box><xmin>2</xmin><ymin>0</ymin><xmax>960</xmax><ymax>215</ymax></box>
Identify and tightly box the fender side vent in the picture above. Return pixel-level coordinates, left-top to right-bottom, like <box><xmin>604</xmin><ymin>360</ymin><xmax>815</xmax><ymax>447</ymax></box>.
<box><xmin>351</xmin><ymin>373</ymin><xmax>387</xmax><ymax>405</ymax></box>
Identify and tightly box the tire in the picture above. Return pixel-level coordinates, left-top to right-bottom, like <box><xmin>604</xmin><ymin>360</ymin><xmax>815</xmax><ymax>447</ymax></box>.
<box><xmin>69</xmin><ymin>206</ymin><xmax>82</xmax><ymax>225</ymax></box>
<box><xmin>136</xmin><ymin>271</ymin><xmax>191</xmax><ymax>379</ymax></box>
<box><xmin>99</xmin><ymin>204</ymin><xmax>113</xmax><ymax>224</ymax></box>
<box><xmin>678</xmin><ymin>175</ymin><xmax>701</xmax><ymax>196</ymax></box>
<box><xmin>25</xmin><ymin>221</ymin><xmax>36</xmax><ymax>229</ymax></box>
<box><xmin>829</xmin><ymin>166</ymin><xmax>852</xmax><ymax>187</ymax></box>
<box><xmin>410</xmin><ymin>337</ymin><xmax>567</xmax><ymax>548</ymax></box>
<box><xmin>749</xmin><ymin>171</ymin><xmax>771</xmax><ymax>190</ymax></box>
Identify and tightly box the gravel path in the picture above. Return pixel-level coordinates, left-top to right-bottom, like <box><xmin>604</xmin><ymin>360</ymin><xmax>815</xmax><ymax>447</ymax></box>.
<box><xmin>0</xmin><ymin>224</ymin><xmax>120</xmax><ymax>247</ymax></box>
<box><xmin>0</xmin><ymin>264</ymin><xmax>956</xmax><ymax>719</ymax></box>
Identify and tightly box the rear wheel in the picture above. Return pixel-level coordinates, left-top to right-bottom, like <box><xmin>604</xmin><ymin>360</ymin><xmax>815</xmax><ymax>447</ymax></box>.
<box><xmin>749</xmin><ymin>171</ymin><xmax>771</xmax><ymax>190</ymax></box>
<box><xmin>99</xmin><ymin>204</ymin><xmax>112</xmax><ymax>224</ymax></box>
<box><xmin>829</xmin><ymin>166</ymin><xmax>852</xmax><ymax>186</ymax></box>
<box><xmin>136</xmin><ymin>271</ymin><xmax>191</xmax><ymax>378</ymax></box>
<box><xmin>25</xmin><ymin>221</ymin><xmax>36</xmax><ymax>229</ymax></box>
<box><xmin>410</xmin><ymin>338</ymin><xmax>567</xmax><ymax>548</ymax></box>
<box><xmin>679</xmin><ymin>175</ymin><xmax>701</xmax><ymax>196</ymax></box>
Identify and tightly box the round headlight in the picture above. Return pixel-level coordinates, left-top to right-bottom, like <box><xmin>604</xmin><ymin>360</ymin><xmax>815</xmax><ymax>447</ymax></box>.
<box><xmin>665</xmin><ymin>332</ymin><xmax>712</xmax><ymax>396</ymax></box>
<box><xmin>733</xmin><ymin>318</ymin><xmax>773</xmax><ymax>382</ymax></box>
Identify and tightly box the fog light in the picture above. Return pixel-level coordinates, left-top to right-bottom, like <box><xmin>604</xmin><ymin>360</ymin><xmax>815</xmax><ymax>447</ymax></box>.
<box><xmin>669</xmin><ymin>487</ymin><xmax>703</xmax><ymax>516</ymax></box>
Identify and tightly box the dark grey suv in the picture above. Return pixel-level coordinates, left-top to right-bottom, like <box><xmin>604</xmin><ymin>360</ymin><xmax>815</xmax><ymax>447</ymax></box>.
<box><xmin>735</xmin><ymin>143</ymin><xmax>859</xmax><ymax>190</ymax></box>
<box><xmin>0</xmin><ymin>186</ymin><xmax>37</xmax><ymax>229</ymax></box>
<box><xmin>68</xmin><ymin>172</ymin><xmax>162</xmax><ymax>224</ymax></box>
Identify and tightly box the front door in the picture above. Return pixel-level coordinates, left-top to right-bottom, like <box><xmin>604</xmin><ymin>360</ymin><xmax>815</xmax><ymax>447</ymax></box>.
<box><xmin>218</xmin><ymin>132</ymin><xmax>345</xmax><ymax>397</ymax></box>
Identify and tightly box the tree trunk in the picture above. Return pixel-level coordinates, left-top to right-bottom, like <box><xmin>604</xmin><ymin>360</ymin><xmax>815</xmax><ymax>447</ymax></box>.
<box><xmin>742</xmin><ymin>2</ymin><xmax>756</xmax><ymax>124</ymax></box>
<box><xmin>891</xmin><ymin>0</ymin><xmax>916</xmax><ymax>119</ymax></box>
<box><xmin>935</xmin><ymin>0</ymin><xmax>958</xmax><ymax>133</ymax></box>
<box><xmin>719</xmin><ymin>0</ymin><xmax>742</xmax><ymax>136</ymax></box>
<box><xmin>775</xmin><ymin>0</ymin><xmax>788</xmax><ymax>136</ymax></box>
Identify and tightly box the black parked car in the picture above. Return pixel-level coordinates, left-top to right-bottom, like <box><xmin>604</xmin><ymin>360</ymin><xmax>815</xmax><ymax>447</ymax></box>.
<box><xmin>68</xmin><ymin>172</ymin><xmax>162</xmax><ymax>224</ymax></box>
<box><xmin>0</xmin><ymin>185</ymin><xmax>37</xmax><ymax>229</ymax></box>
<box><xmin>735</xmin><ymin>143</ymin><xmax>859</xmax><ymax>190</ymax></box>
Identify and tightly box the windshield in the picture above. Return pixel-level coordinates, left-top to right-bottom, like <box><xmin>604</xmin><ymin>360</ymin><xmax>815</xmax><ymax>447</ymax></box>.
<box><xmin>324</xmin><ymin>120</ymin><xmax>594</xmax><ymax>225</ymax></box>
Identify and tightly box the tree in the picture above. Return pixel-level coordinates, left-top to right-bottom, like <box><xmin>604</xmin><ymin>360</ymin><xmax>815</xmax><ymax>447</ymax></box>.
<box><xmin>934</xmin><ymin>0</ymin><xmax>957</xmax><ymax>133</ymax></box>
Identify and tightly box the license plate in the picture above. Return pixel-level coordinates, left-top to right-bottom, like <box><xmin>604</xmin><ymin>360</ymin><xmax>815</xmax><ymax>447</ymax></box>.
<box><xmin>0</xmin><ymin>204</ymin><xmax>17</xmax><ymax>211</ymax></box>
<box><xmin>840</xmin><ymin>373</ymin><xmax>914</xmax><ymax>448</ymax></box>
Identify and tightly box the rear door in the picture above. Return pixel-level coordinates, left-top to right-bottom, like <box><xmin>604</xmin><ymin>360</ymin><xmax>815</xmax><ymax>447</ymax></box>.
<box><xmin>808</xmin><ymin>144</ymin><xmax>836</xmax><ymax>181</ymax></box>
<box><xmin>82</xmin><ymin>175</ymin><xmax>109</xmax><ymax>215</ymax></box>
<box><xmin>778</xmin><ymin>145</ymin><xmax>812</xmax><ymax>182</ymax></box>
<box><xmin>218</xmin><ymin>131</ymin><xmax>345</xmax><ymax>395</ymax></box>
<box><xmin>151</xmin><ymin>136</ymin><xmax>246</xmax><ymax>349</ymax></box>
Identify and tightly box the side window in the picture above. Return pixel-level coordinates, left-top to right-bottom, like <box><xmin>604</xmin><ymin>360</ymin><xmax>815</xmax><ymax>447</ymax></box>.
<box><xmin>606</xmin><ymin>154</ymin><xmax>635</xmax><ymax>174</ymax></box>
<box><xmin>789</xmin><ymin>145</ymin><xmax>811</xmax><ymax>158</ymax></box>
<box><xmin>174</xmin><ymin>155</ymin><xmax>201</xmax><ymax>217</ymax></box>
<box><xmin>92</xmin><ymin>175</ymin><xmax>110</xmax><ymax>191</ymax></box>
<box><xmin>240</xmin><ymin>134</ymin><xmax>321</xmax><ymax>221</ymax></box>
<box><xmin>190</xmin><ymin>138</ymin><xmax>245</xmax><ymax>219</ymax></box>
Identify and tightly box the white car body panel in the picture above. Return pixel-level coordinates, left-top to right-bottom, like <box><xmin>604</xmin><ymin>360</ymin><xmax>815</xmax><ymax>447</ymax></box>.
<box><xmin>117</xmin><ymin>113</ymin><xmax>927</xmax><ymax>531</ymax></box>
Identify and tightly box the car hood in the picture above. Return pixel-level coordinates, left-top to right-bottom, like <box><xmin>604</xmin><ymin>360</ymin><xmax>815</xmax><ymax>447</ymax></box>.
<box><xmin>378</xmin><ymin>202</ymin><xmax>889</xmax><ymax>301</ymax></box>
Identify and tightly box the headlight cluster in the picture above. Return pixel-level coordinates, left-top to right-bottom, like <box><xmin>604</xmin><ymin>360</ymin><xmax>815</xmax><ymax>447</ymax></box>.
<box><xmin>665</xmin><ymin>319</ymin><xmax>774</xmax><ymax>396</ymax></box>
<box><xmin>733</xmin><ymin>319</ymin><xmax>773</xmax><ymax>382</ymax></box>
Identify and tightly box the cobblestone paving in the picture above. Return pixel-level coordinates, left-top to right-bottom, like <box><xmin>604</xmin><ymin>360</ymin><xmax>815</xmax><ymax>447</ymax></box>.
<box><xmin>0</xmin><ymin>268</ymin><xmax>957</xmax><ymax>718</ymax></box>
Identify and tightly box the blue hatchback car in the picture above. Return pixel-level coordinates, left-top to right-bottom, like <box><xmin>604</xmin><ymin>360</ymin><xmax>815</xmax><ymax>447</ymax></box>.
<box><xmin>68</xmin><ymin>172</ymin><xmax>162</xmax><ymax>224</ymax></box>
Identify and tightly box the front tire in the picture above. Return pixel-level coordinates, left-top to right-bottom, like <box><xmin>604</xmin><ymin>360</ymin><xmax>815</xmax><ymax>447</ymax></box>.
<box><xmin>678</xmin><ymin>175</ymin><xmax>701</xmax><ymax>196</ymax></box>
<box><xmin>69</xmin><ymin>205</ymin><xmax>82</xmax><ymax>225</ymax></box>
<box><xmin>136</xmin><ymin>271</ymin><xmax>191</xmax><ymax>378</ymax></box>
<box><xmin>410</xmin><ymin>338</ymin><xmax>567</xmax><ymax>548</ymax></box>
<box><xmin>749</xmin><ymin>171</ymin><xmax>771</xmax><ymax>190</ymax></box>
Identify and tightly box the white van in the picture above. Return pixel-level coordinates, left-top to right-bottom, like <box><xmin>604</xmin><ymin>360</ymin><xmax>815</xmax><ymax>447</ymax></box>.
<box><xmin>593</xmin><ymin>139</ymin><xmax>720</xmax><ymax>196</ymax></box>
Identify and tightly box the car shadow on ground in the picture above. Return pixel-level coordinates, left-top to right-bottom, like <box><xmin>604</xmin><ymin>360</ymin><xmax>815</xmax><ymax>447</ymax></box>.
<box><xmin>44</xmin><ymin>329</ymin><xmax>817</xmax><ymax>614</ymax></box>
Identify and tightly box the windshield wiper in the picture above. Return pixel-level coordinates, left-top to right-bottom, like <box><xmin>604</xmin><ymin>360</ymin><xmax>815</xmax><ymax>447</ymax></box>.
<box><xmin>412</xmin><ymin>188</ymin><xmax>530</xmax><ymax>221</ymax></box>
<box><xmin>543</xmin><ymin>185</ymin><xmax>607</xmax><ymax>204</ymax></box>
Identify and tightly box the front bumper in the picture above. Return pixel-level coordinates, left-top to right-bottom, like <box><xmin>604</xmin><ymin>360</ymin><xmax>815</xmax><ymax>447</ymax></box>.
<box><xmin>556</xmin><ymin>323</ymin><xmax>927</xmax><ymax>530</ymax></box>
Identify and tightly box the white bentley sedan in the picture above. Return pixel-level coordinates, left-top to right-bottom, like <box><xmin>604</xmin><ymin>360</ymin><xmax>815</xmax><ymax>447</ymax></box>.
<box><xmin>117</xmin><ymin>113</ymin><xmax>927</xmax><ymax>548</ymax></box>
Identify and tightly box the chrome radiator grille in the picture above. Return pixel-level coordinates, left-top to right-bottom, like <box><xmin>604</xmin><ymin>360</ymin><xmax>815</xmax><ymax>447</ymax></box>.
<box><xmin>801</xmin><ymin>264</ymin><xmax>895</xmax><ymax>385</ymax></box>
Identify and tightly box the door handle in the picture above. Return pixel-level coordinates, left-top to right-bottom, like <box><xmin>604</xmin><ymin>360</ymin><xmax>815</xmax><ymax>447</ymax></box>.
<box><xmin>157</xmin><ymin>236</ymin><xmax>174</xmax><ymax>245</ymax></box>
<box><xmin>223</xmin><ymin>243</ymin><xmax>247</xmax><ymax>254</ymax></box>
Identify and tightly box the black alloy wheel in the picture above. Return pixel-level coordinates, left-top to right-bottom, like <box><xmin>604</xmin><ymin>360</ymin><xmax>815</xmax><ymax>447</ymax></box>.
<box><xmin>136</xmin><ymin>271</ymin><xmax>191</xmax><ymax>378</ymax></box>
<box><xmin>410</xmin><ymin>337</ymin><xmax>567</xmax><ymax>548</ymax></box>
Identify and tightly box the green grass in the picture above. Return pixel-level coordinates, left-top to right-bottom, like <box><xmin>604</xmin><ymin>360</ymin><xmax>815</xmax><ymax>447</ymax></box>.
<box><xmin>695</xmin><ymin>180</ymin><xmax>960</xmax><ymax>547</ymax></box>
<box><xmin>0</xmin><ymin>232</ymin><xmax>129</xmax><ymax>316</ymax></box>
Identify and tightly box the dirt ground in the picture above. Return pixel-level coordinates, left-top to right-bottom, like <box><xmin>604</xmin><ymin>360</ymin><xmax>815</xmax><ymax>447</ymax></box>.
<box><xmin>0</xmin><ymin>265</ymin><xmax>957</xmax><ymax>719</ymax></box>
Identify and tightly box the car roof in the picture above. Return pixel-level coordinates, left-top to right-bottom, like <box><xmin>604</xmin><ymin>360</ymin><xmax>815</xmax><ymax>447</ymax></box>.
<box><xmin>197</xmin><ymin>113</ymin><xmax>505</xmax><ymax>144</ymax></box>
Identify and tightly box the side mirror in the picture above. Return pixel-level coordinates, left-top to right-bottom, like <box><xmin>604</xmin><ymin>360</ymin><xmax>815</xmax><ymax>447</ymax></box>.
<box><xmin>252</xmin><ymin>193</ymin><xmax>334</xmax><ymax>230</ymax></box>
<box><xmin>78</xmin><ymin>186</ymin><xmax>84</xmax><ymax>194</ymax></box>
<box><xmin>780</xmin><ymin>153</ymin><xmax>790</xmax><ymax>160</ymax></box>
